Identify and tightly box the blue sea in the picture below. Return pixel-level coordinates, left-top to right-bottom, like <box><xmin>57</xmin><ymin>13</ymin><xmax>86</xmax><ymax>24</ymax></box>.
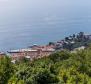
<box><xmin>0</xmin><ymin>0</ymin><xmax>91</xmax><ymax>51</ymax></box>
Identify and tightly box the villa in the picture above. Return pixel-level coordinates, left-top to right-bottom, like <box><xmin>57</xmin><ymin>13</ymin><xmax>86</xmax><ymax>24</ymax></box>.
<box><xmin>8</xmin><ymin>46</ymin><xmax>55</xmax><ymax>61</ymax></box>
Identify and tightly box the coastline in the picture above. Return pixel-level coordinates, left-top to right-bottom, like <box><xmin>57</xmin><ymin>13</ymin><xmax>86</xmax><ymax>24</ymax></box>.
<box><xmin>0</xmin><ymin>32</ymin><xmax>91</xmax><ymax>62</ymax></box>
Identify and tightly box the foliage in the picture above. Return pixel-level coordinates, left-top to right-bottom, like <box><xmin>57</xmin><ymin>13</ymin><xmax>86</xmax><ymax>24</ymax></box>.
<box><xmin>1</xmin><ymin>48</ymin><xmax>91</xmax><ymax>83</ymax></box>
<box><xmin>0</xmin><ymin>56</ymin><xmax>15</xmax><ymax>84</ymax></box>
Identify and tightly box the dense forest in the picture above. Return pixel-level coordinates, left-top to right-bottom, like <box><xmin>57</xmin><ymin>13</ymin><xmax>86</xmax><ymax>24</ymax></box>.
<box><xmin>1</xmin><ymin>46</ymin><xmax>91</xmax><ymax>84</ymax></box>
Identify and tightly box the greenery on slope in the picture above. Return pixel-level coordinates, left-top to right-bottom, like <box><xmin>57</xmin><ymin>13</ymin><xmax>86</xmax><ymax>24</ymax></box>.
<box><xmin>1</xmin><ymin>48</ymin><xmax>91</xmax><ymax>84</ymax></box>
<box><xmin>56</xmin><ymin>32</ymin><xmax>91</xmax><ymax>50</ymax></box>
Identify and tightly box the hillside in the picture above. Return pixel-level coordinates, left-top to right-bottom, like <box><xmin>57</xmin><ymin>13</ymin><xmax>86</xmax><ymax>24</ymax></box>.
<box><xmin>1</xmin><ymin>46</ymin><xmax>91</xmax><ymax>84</ymax></box>
<box><xmin>51</xmin><ymin>32</ymin><xmax>91</xmax><ymax>51</ymax></box>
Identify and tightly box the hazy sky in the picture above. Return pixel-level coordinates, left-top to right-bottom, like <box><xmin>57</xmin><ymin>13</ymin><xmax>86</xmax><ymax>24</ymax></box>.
<box><xmin>0</xmin><ymin>0</ymin><xmax>90</xmax><ymax>37</ymax></box>
<box><xmin>0</xmin><ymin>0</ymin><xmax>90</xmax><ymax>26</ymax></box>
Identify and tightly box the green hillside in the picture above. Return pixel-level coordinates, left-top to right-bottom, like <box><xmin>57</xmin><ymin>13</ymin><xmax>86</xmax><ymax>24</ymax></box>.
<box><xmin>1</xmin><ymin>47</ymin><xmax>91</xmax><ymax>84</ymax></box>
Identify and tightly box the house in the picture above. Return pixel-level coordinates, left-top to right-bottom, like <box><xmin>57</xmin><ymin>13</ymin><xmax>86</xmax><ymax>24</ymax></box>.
<box><xmin>0</xmin><ymin>52</ymin><xmax>6</xmax><ymax>58</ymax></box>
<box><xmin>8</xmin><ymin>47</ymin><xmax>55</xmax><ymax>61</ymax></box>
<box><xmin>8</xmin><ymin>49</ymin><xmax>38</xmax><ymax>61</ymax></box>
<box><xmin>71</xmin><ymin>46</ymin><xmax>85</xmax><ymax>53</ymax></box>
<box><xmin>74</xmin><ymin>46</ymin><xmax>85</xmax><ymax>51</ymax></box>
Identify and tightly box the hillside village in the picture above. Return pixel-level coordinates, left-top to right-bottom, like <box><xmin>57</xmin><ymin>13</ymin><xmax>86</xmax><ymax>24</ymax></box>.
<box><xmin>0</xmin><ymin>32</ymin><xmax>91</xmax><ymax>63</ymax></box>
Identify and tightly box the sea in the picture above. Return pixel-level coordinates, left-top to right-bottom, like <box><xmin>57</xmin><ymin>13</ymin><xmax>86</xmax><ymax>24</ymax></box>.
<box><xmin>0</xmin><ymin>0</ymin><xmax>91</xmax><ymax>51</ymax></box>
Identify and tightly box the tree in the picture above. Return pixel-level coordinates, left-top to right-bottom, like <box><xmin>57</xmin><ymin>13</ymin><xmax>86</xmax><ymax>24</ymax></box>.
<box><xmin>49</xmin><ymin>50</ymin><xmax>70</xmax><ymax>63</ymax></box>
<box><xmin>34</xmin><ymin>69</ymin><xmax>59</xmax><ymax>84</ymax></box>
<box><xmin>0</xmin><ymin>56</ymin><xmax>14</xmax><ymax>84</ymax></box>
<box><xmin>58</xmin><ymin>67</ymin><xmax>90</xmax><ymax>84</ymax></box>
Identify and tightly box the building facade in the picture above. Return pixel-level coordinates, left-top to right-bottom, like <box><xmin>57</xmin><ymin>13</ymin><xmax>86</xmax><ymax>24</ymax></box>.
<box><xmin>8</xmin><ymin>47</ymin><xmax>55</xmax><ymax>61</ymax></box>
<box><xmin>0</xmin><ymin>52</ymin><xmax>6</xmax><ymax>58</ymax></box>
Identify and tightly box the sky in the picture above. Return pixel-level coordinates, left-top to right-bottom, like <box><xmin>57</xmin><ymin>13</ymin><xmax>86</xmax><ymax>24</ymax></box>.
<box><xmin>0</xmin><ymin>0</ymin><xmax>90</xmax><ymax>33</ymax></box>
<box><xmin>0</xmin><ymin>0</ymin><xmax>90</xmax><ymax>25</ymax></box>
<box><xmin>0</xmin><ymin>0</ymin><xmax>90</xmax><ymax>36</ymax></box>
